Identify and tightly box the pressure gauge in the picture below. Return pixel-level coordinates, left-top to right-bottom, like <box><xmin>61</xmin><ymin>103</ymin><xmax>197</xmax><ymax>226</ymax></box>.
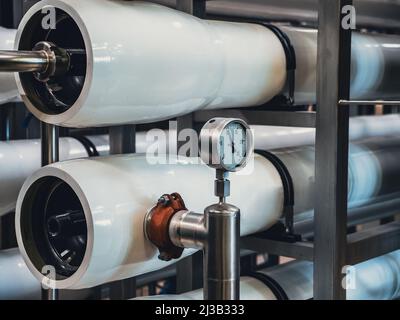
<box><xmin>200</xmin><ymin>118</ymin><xmax>253</xmax><ymax>172</ymax></box>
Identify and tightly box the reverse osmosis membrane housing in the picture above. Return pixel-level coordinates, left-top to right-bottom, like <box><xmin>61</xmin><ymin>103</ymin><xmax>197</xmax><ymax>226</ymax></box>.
<box><xmin>2</xmin><ymin>114</ymin><xmax>400</xmax><ymax>218</ymax></box>
<box><xmin>14</xmin><ymin>0</ymin><xmax>400</xmax><ymax>127</ymax></box>
<box><xmin>16</xmin><ymin>135</ymin><xmax>400</xmax><ymax>289</ymax></box>
<box><xmin>15</xmin><ymin>0</ymin><xmax>286</xmax><ymax>127</ymax></box>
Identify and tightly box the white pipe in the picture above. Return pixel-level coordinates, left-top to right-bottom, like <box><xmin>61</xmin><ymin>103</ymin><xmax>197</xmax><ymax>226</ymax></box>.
<box><xmin>281</xmin><ymin>25</ymin><xmax>400</xmax><ymax>104</ymax></box>
<box><xmin>14</xmin><ymin>1</ymin><xmax>400</xmax><ymax>127</ymax></box>
<box><xmin>15</xmin><ymin>134</ymin><xmax>400</xmax><ymax>289</ymax></box>
<box><xmin>0</xmin><ymin>248</ymin><xmax>41</xmax><ymax>300</ymax></box>
<box><xmin>0</xmin><ymin>27</ymin><xmax>19</xmax><ymax>105</ymax></box>
<box><xmin>136</xmin><ymin>276</ymin><xmax>277</xmax><ymax>301</ymax></box>
<box><xmin>253</xmin><ymin>114</ymin><xmax>400</xmax><ymax>151</ymax></box>
<box><xmin>15</xmin><ymin>0</ymin><xmax>286</xmax><ymax>127</ymax></box>
<box><xmin>2</xmin><ymin>114</ymin><xmax>398</xmax><ymax>218</ymax></box>
<box><xmin>0</xmin><ymin>136</ymin><xmax>110</xmax><ymax>217</ymax></box>
<box><xmin>136</xmin><ymin>250</ymin><xmax>400</xmax><ymax>300</ymax></box>
<box><xmin>16</xmin><ymin>154</ymin><xmax>284</xmax><ymax>289</ymax></box>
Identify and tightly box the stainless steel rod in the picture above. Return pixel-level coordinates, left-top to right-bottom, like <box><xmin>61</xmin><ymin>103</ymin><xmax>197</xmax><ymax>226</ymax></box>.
<box><xmin>0</xmin><ymin>50</ymin><xmax>48</xmax><ymax>73</ymax></box>
<box><xmin>339</xmin><ymin>99</ymin><xmax>400</xmax><ymax>106</ymax></box>
<box><xmin>41</xmin><ymin>122</ymin><xmax>59</xmax><ymax>301</ymax></box>
<box><xmin>41</xmin><ymin>122</ymin><xmax>59</xmax><ymax>167</ymax></box>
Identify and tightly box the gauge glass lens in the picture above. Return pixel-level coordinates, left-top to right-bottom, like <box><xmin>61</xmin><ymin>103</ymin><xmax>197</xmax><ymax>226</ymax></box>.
<box><xmin>218</xmin><ymin>122</ymin><xmax>247</xmax><ymax>170</ymax></box>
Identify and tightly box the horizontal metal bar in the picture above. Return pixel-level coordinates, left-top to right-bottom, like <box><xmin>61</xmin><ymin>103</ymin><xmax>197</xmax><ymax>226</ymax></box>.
<box><xmin>243</xmin><ymin>221</ymin><xmax>400</xmax><ymax>265</ymax></box>
<box><xmin>339</xmin><ymin>99</ymin><xmax>400</xmax><ymax>106</ymax></box>
<box><xmin>347</xmin><ymin>221</ymin><xmax>400</xmax><ymax>265</ymax></box>
<box><xmin>136</xmin><ymin>265</ymin><xmax>177</xmax><ymax>288</ymax></box>
<box><xmin>0</xmin><ymin>50</ymin><xmax>48</xmax><ymax>73</ymax></box>
<box><xmin>241</xmin><ymin>236</ymin><xmax>314</xmax><ymax>261</ymax></box>
<box><xmin>194</xmin><ymin>110</ymin><xmax>316</xmax><ymax>128</ymax></box>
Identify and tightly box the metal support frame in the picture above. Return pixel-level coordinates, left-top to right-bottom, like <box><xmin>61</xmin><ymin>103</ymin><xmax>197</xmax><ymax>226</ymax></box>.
<box><xmin>109</xmin><ymin>125</ymin><xmax>136</xmax><ymax>155</ymax></box>
<box><xmin>314</xmin><ymin>0</ymin><xmax>352</xmax><ymax>300</ymax></box>
<box><xmin>175</xmin><ymin>0</ymin><xmax>207</xmax><ymax>294</ymax></box>
<box><xmin>40</xmin><ymin>122</ymin><xmax>60</xmax><ymax>300</ymax></box>
<box><xmin>195</xmin><ymin>110</ymin><xmax>316</xmax><ymax>128</ymax></box>
<box><xmin>41</xmin><ymin>123</ymin><xmax>59</xmax><ymax>166</ymax></box>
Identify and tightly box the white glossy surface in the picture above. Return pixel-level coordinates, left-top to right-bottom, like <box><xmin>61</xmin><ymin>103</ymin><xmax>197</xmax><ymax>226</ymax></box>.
<box><xmin>281</xmin><ymin>26</ymin><xmax>400</xmax><ymax>104</ymax></box>
<box><xmin>0</xmin><ymin>248</ymin><xmax>40</xmax><ymax>300</ymax></box>
<box><xmin>274</xmin><ymin>135</ymin><xmax>400</xmax><ymax>215</ymax></box>
<box><xmin>135</xmin><ymin>277</ymin><xmax>277</xmax><ymax>300</ymax></box>
<box><xmin>138</xmin><ymin>250</ymin><xmax>400</xmax><ymax>300</ymax></box>
<box><xmin>16</xmin><ymin>0</ymin><xmax>286</xmax><ymax>127</ymax></box>
<box><xmin>254</xmin><ymin>114</ymin><xmax>400</xmax><ymax>150</ymax></box>
<box><xmin>0</xmin><ymin>27</ymin><xmax>19</xmax><ymax>105</ymax></box>
<box><xmin>264</xmin><ymin>250</ymin><xmax>400</xmax><ymax>300</ymax></box>
<box><xmin>4</xmin><ymin>115</ymin><xmax>399</xmax><ymax>217</ymax></box>
<box><xmin>16</xmin><ymin>154</ymin><xmax>283</xmax><ymax>289</ymax></box>
<box><xmin>0</xmin><ymin>136</ymin><xmax>110</xmax><ymax>217</ymax></box>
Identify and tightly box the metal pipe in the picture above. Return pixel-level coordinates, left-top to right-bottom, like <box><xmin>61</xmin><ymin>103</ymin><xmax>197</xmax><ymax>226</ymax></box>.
<box><xmin>41</xmin><ymin>122</ymin><xmax>60</xmax><ymax>301</ymax></box>
<box><xmin>109</xmin><ymin>125</ymin><xmax>136</xmax><ymax>155</ymax></box>
<box><xmin>41</xmin><ymin>123</ymin><xmax>59</xmax><ymax>166</ymax></box>
<box><xmin>169</xmin><ymin>211</ymin><xmax>206</xmax><ymax>250</ymax></box>
<box><xmin>0</xmin><ymin>27</ymin><xmax>20</xmax><ymax>105</ymax></box>
<box><xmin>339</xmin><ymin>100</ymin><xmax>400</xmax><ymax>106</ymax></box>
<box><xmin>204</xmin><ymin>202</ymin><xmax>240</xmax><ymax>300</ymax></box>
<box><xmin>0</xmin><ymin>50</ymin><xmax>49</xmax><ymax>73</ymax></box>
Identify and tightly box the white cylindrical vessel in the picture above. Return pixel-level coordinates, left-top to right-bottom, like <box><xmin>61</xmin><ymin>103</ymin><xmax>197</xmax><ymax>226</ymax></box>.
<box><xmin>0</xmin><ymin>136</ymin><xmax>111</xmax><ymax>217</ymax></box>
<box><xmin>281</xmin><ymin>25</ymin><xmax>400</xmax><ymax>104</ymax></box>
<box><xmin>0</xmin><ymin>27</ymin><xmax>19</xmax><ymax>105</ymax></box>
<box><xmin>15</xmin><ymin>135</ymin><xmax>400</xmax><ymax>289</ymax></box>
<box><xmin>15</xmin><ymin>0</ymin><xmax>286</xmax><ymax>127</ymax></box>
<box><xmin>136</xmin><ymin>276</ymin><xmax>277</xmax><ymax>301</ymax></box>
<box><xmin>138</xmin><ymin>250</ymin><xmax>400</xmax><ymax>300</ymax></box>
<box><xmin>0</xmin><ymin>248</ymin><xmax>41</xmax><ymax>300</ymax></box>
<box><xmin>254</xmin><ymin>114</ymin><xmax>400</xmax><ymax>150</ymax></box>
<box><xmin>272</xmin><ymin>135</ymin><xmax>400</xmax><ymax>217</ymax></box>
<box><xmin>261</xmin><ymin>250</ymin><xmax>400</xmax><ymax>300</ymax></box>
<box><xmin>13</xmin><ymin>1</ymin><xmax>400</xmax><ymax>127</ymax></box>
<box><xmin>16</xmin><ymin>154</ymin><xmax>283</xmax><ymax>289</ymax></box>
<box><xmin>4</xmin><ymin>114</ymin><xmax>400</xmax><ymax>217</ymax></box>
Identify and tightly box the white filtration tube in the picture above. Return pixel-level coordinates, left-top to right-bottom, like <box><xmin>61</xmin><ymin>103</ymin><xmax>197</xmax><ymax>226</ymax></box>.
<box><xmin>16</xmin><ymin>154</ymin><xmax>284</xmax><ymax>289</ymax></box>
<box><xmin>0</xmin><ymin>27</ymin><xmax>19</xmax><ymax>105</ymax></box>
<box><xmin>3</xmin><ymin>114</ymin><xmax>399</xmax><ymax>218</ymax></box>
<box><xmin>281</xmin><ymin>25</ymin><xmax>400</xmax><ymax>104</ymax></box>
<box><xmin>14</xmin><ymin>1</ymin><xmax>400</xmax><ymax>127</ymax></box>
<box><xmin>253</xmin><ymin>114</ymin><xmax>400</xmax><ymax>151</ymax></box>
<box><xmin>261</xmin><ymin>250</ymin><xmax>400</xmax><ymax>300</ymax></box>
<box><xmin>0</xmin><ymin>248</ymin><xmax>41</xmax><ymax>300</ymax></box>
<box><xmin>15</xmin><ymin>0</ymin><xmax>286</xmax><ymax>127</ymax></box>
<box><xmin>14</xmin><ymin>133</ymin><xmax>400</xmax><ymax>289</ymax></box>
<box><xmin>137</xmin><ymin>250</ymin><xmax>400</xmax><ymax>300</ymax></box>
<box><xmin>135</xmin><ymin>276</ymin><xmax>277</xmax><ymax>301</ymax></box>
<box><xmin>0</xmin><ymin>137</ymin><xmax>99</xmax><ymax>217</ymax></box>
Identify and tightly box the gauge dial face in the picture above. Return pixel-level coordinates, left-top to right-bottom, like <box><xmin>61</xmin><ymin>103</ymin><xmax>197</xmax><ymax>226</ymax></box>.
<box><xmin>218</xmin><ymin>121</ymin><xmax>248</xmax><ymax>171</ymax></box>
